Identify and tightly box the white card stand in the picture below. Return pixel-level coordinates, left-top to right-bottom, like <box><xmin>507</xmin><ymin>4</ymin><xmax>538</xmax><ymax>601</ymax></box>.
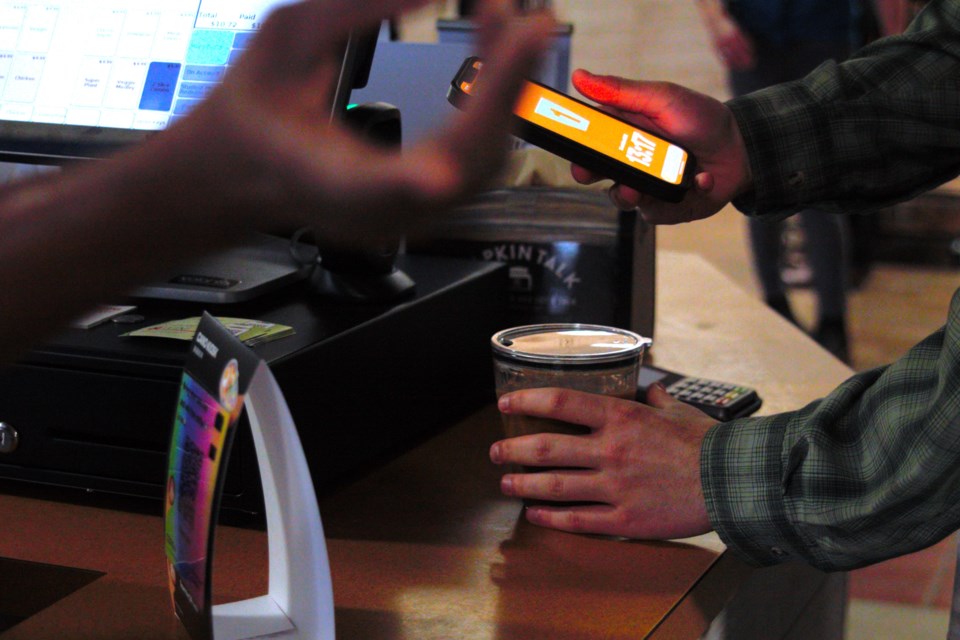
<box><xmin>211</xmin><ymin>362</ymin><xmax>335</xmax><ymax>640</ymax></box>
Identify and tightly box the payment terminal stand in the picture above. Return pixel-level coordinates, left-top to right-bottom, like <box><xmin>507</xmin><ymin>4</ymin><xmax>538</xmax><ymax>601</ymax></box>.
<box><xmin>212</xmin><ymin>361</ymin><xmax>333</xmax><ymax>640</ymax></box>
<box><xmin>309</xmin><ymin>101</ymin><xmax>416</xmax><ymax>303</ymax></box>
<box><xmin>166</xmin><ymin>314</ymin><xmax>334</xmax><ymax>640</ymax></box>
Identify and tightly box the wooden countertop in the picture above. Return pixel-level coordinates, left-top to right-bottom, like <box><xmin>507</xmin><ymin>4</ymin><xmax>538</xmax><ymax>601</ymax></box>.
<box><xmin>0</xmin><ymin>251</ymin><xmax>852</xmax><ymax>639</ymax></box>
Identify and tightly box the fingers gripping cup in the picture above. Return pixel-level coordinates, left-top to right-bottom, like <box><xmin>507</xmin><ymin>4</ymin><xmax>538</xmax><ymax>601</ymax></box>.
<box><xmin>491</xmin><ymin>324</ymin><xmax>652</xmax><ymax>440</ymax></box>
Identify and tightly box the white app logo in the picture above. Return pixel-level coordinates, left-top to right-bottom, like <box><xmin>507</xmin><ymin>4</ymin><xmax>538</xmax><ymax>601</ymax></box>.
<box><xmin>533</xmin><ymin>96</ymin><xmax>590</xmax><ymax>132</ymax></box>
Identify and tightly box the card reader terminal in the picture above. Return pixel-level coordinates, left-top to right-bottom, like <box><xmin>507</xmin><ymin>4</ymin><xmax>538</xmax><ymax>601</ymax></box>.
<box><xmin>637</xmin><ymin>364</ymin><xmax>762</xmax><ymax>422</ymax></box>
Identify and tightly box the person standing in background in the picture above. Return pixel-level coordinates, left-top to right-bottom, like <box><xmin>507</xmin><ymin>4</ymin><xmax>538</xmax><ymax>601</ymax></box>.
<box><xmin>696</xmin><ymin>0</ymin><xmax>864</xmax><ymax>361</ymax></box>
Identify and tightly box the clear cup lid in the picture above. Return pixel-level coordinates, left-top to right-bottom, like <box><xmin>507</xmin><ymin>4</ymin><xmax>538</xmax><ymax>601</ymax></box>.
<box><xmin>491</xmin><ymin>323</ymin><xmax>652</xmax><ymax>366</ymax></box>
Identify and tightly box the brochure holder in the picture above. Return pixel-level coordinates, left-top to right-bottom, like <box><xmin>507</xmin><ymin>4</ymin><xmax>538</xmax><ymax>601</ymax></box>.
<box><xmin>165</xmin><ymin>313</ymin><xmax>334</xmax><ymax>640</ymax></box>
<box><xmin>212</xmin><ymin>361</ymin><xmax>335</xmax><ymax>640</ymax></box>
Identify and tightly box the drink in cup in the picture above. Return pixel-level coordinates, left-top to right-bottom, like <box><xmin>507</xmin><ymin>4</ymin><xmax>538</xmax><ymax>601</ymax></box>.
<box><xmin>491</xmin><ymin>323</ymin><xmax>652</xmax><ymax>440</ymax></box>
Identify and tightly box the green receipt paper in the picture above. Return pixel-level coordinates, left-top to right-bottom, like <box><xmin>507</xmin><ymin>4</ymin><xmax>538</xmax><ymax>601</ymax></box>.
<box><xmin>125</xmin><ymin>316</ymin><xmax>294</xmax><ymax>346</ymax></box>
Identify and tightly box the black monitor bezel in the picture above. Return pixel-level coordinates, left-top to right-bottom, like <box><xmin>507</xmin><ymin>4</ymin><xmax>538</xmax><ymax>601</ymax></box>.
<box><xmin>0</xmin><ymin>19</ymin><xmax>380</xmax><ymax>166</ymax></box>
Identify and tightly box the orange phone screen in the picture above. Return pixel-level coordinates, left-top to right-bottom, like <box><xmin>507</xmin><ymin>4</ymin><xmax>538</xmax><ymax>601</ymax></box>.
<box><xmin>512</xmin><ymin>81</ymin><xmax>689</xmax><ymax>185</ymax></box>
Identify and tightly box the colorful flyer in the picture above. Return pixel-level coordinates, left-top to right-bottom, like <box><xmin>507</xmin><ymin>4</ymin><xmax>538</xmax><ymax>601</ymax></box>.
<box><xmin>164</xmin><ymin>313</ymin><xmax>262</xmax><ymax>640</ymax></box>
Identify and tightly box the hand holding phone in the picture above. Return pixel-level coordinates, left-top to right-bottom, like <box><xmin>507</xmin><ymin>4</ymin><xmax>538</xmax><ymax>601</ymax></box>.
<box><xmin>448</xmin><ymin>57</ymin><xmax>696</xmax><ymax>202</ymax></box>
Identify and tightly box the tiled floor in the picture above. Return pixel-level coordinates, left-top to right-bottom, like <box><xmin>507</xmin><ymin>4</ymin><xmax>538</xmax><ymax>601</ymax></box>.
<box><xmin>846</xmin><ymin>600</ymin><xmax>950</xmax><ymax>640</ymax></box>
<box><xmin>848</xmin><ymin>535</ymin><xmax>957</xmax><ymax>610</ymax></box>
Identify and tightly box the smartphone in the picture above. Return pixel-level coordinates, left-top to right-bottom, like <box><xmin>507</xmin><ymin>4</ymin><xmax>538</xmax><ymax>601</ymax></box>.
<box><xmin>636</xmin><ymin>364</ymin><xmax>762</xmax><ymax>421</ymax></box>
<box><xmin>448</xmin><ymin>57</ymin><xmax>696</xmax><ymax>202</ymax></box>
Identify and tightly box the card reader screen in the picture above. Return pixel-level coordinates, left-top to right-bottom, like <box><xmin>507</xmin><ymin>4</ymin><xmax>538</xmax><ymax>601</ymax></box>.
<box><xmin>512</xmin><ymin>80</ymin><xmax>688</xmax><ymax>185</ymax></box>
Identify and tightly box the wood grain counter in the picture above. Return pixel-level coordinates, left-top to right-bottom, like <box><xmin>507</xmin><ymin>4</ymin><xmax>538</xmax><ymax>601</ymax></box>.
<box><xmin>0</xmin><ymin>251</ymin><xmax>853</xmax><ymax>639</ymax></box>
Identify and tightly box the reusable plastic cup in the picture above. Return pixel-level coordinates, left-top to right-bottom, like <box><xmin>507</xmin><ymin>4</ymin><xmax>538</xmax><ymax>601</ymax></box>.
<box><xmin>491</xmin><ymin>323</ymin><xmax>652</xmax><ymax>439</ymax></box>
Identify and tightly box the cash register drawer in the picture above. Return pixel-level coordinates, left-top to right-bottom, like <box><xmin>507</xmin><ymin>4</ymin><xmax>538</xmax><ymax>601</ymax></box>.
<box><xmin>0</xmin><ymin>363</ymin><xmax>254</xmax><ymax>505</ymax></box>
<box><xmin>0</xmin><ymin>256</ymin><xmax>507</xmax><ymax>519</ymax></box>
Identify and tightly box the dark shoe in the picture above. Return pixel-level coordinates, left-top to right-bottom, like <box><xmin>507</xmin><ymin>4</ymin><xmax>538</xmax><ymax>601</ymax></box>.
<box><xmin>813</xmin><ymin>318</ymin><xmax>849</xmax><ymax>363</ymax></box>
<box><xmin>765</xmin><ymin>294</ymin><xmax>798</xmax><ymax>326</ymax></box>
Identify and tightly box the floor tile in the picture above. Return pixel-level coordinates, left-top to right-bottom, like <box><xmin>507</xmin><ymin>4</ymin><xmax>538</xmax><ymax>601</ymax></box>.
<box><xmin>846</xmin><ymin>599</ymin><xmax>950</xmax><ymax>640</ymax></box>
<box><xmin>848</xmin><ymin>534</ymin><xmax>957</xmax><ymax>608</ymax></box>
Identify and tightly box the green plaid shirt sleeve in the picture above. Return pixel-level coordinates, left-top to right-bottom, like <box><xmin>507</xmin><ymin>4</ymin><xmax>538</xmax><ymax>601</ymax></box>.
<box><xmin>703</xmin><ymin>290</ymin><xmax>960</xmax><ymax>570</ymax></box>
<box><xmin>727</xmin><ymin>0</ymin><xmax>960</xmax><ymax>219</ymax></box>
<box><xmin>701</xmin><ymin>0</ymin><xmax>960</xmax><ymax>571</ymax></box>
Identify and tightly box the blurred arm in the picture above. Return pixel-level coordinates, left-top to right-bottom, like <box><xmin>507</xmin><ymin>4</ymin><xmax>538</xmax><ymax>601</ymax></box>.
<box><xmin>0</xmin><ymin>0</ymin><xmax>552</xmax><ymax>365</ymax></box>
